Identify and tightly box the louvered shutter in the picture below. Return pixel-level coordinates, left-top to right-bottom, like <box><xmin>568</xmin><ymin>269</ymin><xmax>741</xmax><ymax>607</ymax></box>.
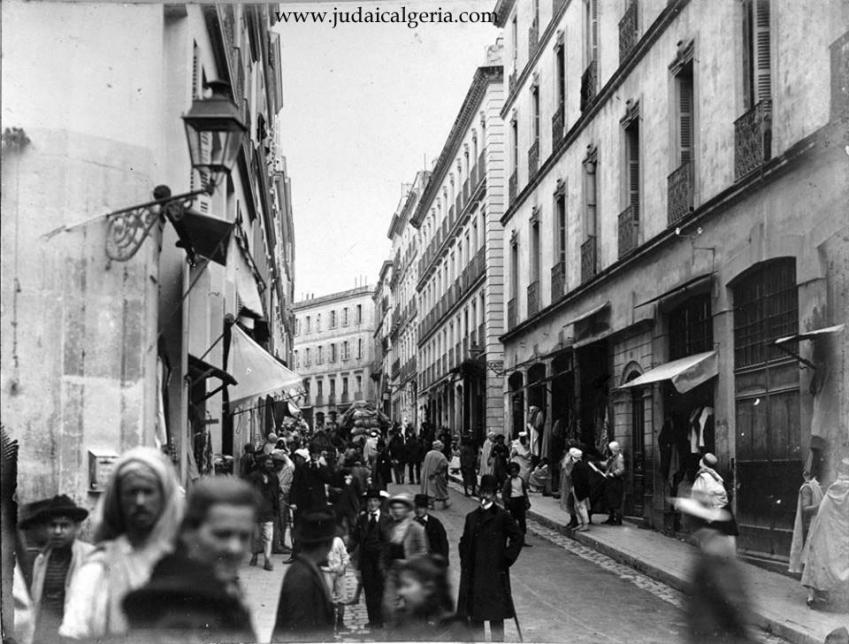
<box><xmin>591</xmin><ymin>0</ymin><xmax>599</xmax><ymax>62</ymax></box>
<box><xmin>753</xmin><ymin>0</ymin><xmax>771</xmax><ymax>102</ymax></box>
<box><xmin>741</xmin><ymin>0</ymin><xmax>754</xmax><ymax>109</ymax></box>
<box><xmin>679</xmin><ymin>78</ymin><xmax>693</xmax><ymax>163</ymax></box>
<box><xmin>190</xmin><ymin>45</ymin><xmax>200</xmax><ymax>191</ymax></box>
<box><xmin>628</xmin><ymin>125</ymin><xmax>640</xmax><ymax>219</ymax></box>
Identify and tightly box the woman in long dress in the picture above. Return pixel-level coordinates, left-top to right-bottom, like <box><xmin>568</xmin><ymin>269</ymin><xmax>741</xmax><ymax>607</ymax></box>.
<box><xmin>420</xmin><ymin>440</ymin><xmax>450</xmax><ymax>509</ymax></box>
<box><xmin>788</xmin><ymin>466</ymin><xmax>824</xmax><ymax>574</ymax></box>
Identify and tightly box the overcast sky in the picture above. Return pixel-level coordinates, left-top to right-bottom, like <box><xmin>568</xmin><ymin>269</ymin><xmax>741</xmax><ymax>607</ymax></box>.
<box><xmin>275</xmin><ymin>0</ymin><xmax>500</xmax><ymax>300</ymax></box>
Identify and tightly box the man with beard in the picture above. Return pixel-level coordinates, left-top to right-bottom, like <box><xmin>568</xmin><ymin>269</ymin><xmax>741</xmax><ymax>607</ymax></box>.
<box><xmin>457</xmin><ymin>474</ymin><xmax>523</xmax><ymax>642</ymax></box>
<box><xmin>60</xmin><ymin>447</ymin><xmax>184</xmax><ymax>639</ymax></box>
<box><xmin>25</xmin><ymin>495</ymin><xmax>94</xmax><ymax>643</ymax></box>
<box><xmin>122</xmin><ymin>477</ymin><xmax>258</xmax><ymax>642</ymax></box>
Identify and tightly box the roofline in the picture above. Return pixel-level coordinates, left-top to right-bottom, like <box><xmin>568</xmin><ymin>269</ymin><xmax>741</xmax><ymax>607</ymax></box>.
<box><xmin>293</xmin><ymin>285</ymin><xmax>375</xmax><ymax>309</ymax></box>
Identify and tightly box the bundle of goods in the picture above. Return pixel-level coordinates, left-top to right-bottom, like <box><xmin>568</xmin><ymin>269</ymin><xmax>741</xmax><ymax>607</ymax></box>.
<box><xmin>341</xmin><ymin>401</ymin><xmax>391</xmax><ymax>437</ymax></box>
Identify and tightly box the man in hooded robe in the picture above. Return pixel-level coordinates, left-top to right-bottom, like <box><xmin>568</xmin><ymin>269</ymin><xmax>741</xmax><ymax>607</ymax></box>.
<box><xmin>60</xmin><ymin>447</ymin><xmax>184</xmax><ymax>639</ymax></box>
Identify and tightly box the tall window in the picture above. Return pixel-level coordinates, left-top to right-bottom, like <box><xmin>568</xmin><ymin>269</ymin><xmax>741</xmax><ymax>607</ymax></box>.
<box><xmin>585</xmin><ymin>0</ymin><xmax>598</xmax><ymax>64</ymax></box>
<box><xmin>357</xmin><ymin>338</ymin><xmax>363</xmax><ymax>359</ymax></box>
<box><xmin>356</xmin><ymin>304</ymin><xmax>362</xmax><ymax>324</ymax></box>
<box><xmin>668</xmin><ymin>293</ymin><xmax>713</xmax><ymax>360</ymax></box>
<box><xmin>532</xmin><ymin>85</ymin><xmax>540</xmax><ymax>146</ymax></box>
<box><xmin>511</xmin><ymin>118</ymin><xmax>519</xmax><ymax>171</ymax></box>
<box><xmin>305</xmin><ymin>347</ymin><xmax>311</xmax><ymax>365</ymax></box>
<box><xmin>556</xmin><ymin>42</ymin><xmax>566</xmax><ymax>110</ymax></box>
<box><xmin>343</xmin><ymin>341</ymin><xmax>350</xmax><ymax>360</ymax></box>
<box><xmin>294</xmin><ymin>350</ymin><xmax>299</xmax><ymax>367</ymax></box>
<box><xmin>316</xmin><ymin>313</ymin><xmax>321</xmax><ymax>332</ymax></box>
<box><xmin>342</xmin><ymin>377</ymin><xmax>349</xmax><ymax>395</ymax></box>
<box><xmin>330</xmin><ymin>310</ymin><xmax>337</xmax><ymax>328</ymax></box>
<box><xmin>331</xmin><ymin>343</ymin><xmax>337</xmax><ymax>363</ymax></box>
<box><xmin>530</xmin><ymin>212</ymin><xmax>540</xmax><ymax>284</ymax></box>
<box><xmin>316</xmin><ymin>379</ymin><xmax>323</xmax><ymax>397</ymax></box>
<box><xmin>330</xmin><ymin>379</ymin><xmax>336</xmax><ymax>396</ymax></box>
<box><xmin>343</xmin><ymin>307</ymin><xmax>349</xmax><ymax>326</ymax></box>
<box><xmin>583</xmin><ymin>149</ymin><xmax>598</xmax><ymax>239</ymax></box>
<box><xmin>511</xmin><ymin>14</ymin><xmax>518</xmax><ymax>62</ymax></box>
<box><xmin>624</xmin><ymin>113</ymin><xmax>640</xmax><ymax>217</ymax></box>
<box><xmin>356</xmin><ymin>375</ymin><xmax>363</xmax><ymax>393</ymax></box>
<box><xmin>317</xmin><ymin>345</ymin><xmax>323</xmax><ymax>365</ymax></box>
<box><xmin>677</xmin><ymin>63</ymin><xmax>694</xmax><ymax>165</ymax></box>
<box><xmin>305</xmin><ymin>316</ymin><xmax>311</xmax><ymax>333</ymax></box>
<box><xmin>742</xmin><ymin>0</ymin><xmax>771</xmax><ymax>110</ymax></box>
<box><xmin>556</xmin><ymin>190</ymin><xmax>567</xmax><ymax>267</ymax></box>
<box><xmin>510</xmin><ymin>238</ymin><xmax>519</xmax><ymax>300</ymax></box>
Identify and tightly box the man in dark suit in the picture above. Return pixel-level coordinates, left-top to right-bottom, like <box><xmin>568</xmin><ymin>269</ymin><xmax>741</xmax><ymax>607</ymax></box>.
<box><xmin>287</xmin><ymin>442</ymin><xmax>333</xmax><ymax>563</ymax></box>
<box><xmin>272</xmin><ymin>510</ymin><xmax>336</xmax><ymax>642</ymax></box>
<box><xmin>457</xmin><ymin>474</ymin><xmax>523</xmax><ymax>642</ymax></box>
<box><xmin>349</xmin><ymin>488</ymin><xmax>391</xmax><ymax>629</ymax></box>
<box><xmin>414</xmin><ymin>493</ymin><xmax>449</xmax><ymax>564</ymax></box>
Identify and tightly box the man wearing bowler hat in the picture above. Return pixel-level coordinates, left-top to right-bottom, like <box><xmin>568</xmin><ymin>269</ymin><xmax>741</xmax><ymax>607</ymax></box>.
<box><xmin>350</xmin><ymin>488</ymin><xmax>392</xmax><ymax>630</ymax></box>
<box><xmin>414</xmin><ymin>494</ymin><xmax>449</xmax><ymax>564</ymax></box>
<box><xmin>272</xmin><ymin>510</ymin><xmax>337</xmax><ymax>642</ymax></box>
<box><xmin>23</xmin><ymin>494</ymin><xmax>94</xmax><ymax>643</ymax></box>
<box><xmin>458</xmin><ymin>474</ymin><xmax>523</xmax><ymax>642</ymax></box>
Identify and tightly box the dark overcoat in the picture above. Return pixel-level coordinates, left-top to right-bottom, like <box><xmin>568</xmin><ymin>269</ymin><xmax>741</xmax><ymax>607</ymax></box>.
<box><xmin>457</xmin><ymin>503</ymin><xmax>523</xmax><ymax>621</ymax></box>
<box><xmin>272</xmin><ymin>555</ymin><xmax>334</xmax><ymax>642</ymax></box>
<box><xmin>290</xmin><ymin>461</ymin><xmax>333</xmax><ymax>512</ymax></box>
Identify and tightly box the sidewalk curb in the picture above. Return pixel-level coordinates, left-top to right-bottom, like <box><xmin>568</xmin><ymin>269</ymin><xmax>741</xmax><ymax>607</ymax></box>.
<box><xmin>526</xmin><ymin>506</ymin><xmax>824</xmax><ymax>644</ymax></box>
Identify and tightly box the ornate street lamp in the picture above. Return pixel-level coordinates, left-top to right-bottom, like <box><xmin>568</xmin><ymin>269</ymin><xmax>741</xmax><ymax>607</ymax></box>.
<box><xmin>105</xmin><ymin>80</ymin><xmax>247</xmax><ymax>264</ymax></box>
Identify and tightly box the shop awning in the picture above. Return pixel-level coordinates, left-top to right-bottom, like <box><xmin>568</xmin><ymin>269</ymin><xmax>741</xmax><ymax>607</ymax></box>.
<box><xmin>188</xmin><ymin>354</ymin><xmax>237</xmax><ymax>386</ymax></box>
<box><xmin>228</xmin><ymin>324</ymin><xmax>303</xmax><ymax>404</ymax></box>
<box><xmin>619</xmin><ymin>351</ymin><xmax>717</xmax><ymax>394</ymax></box>
<box><xmin>227</xmin><ymin>237</ymin><xmax>264</xmax><ymax>317</ymax></box>
<box><xmin>634</xmin><ymin>273</ymin><xmax>713</xmax><ymax>309</ymax></box>
<box><xmin>566</xmin><ymin>302</ymin><xmax>610</xmax><ymax>327</ymax></box>
<box><xmin>774</xmin><ymin>324</ymin><xmax>844</xmax><ymax>345</ymax></box>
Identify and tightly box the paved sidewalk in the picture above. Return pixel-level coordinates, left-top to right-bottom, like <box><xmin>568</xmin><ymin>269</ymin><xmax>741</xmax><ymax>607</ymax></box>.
<box><xmin>523</xmin><ymin>490</ymin><xmax>847</xmax><ymax>644</ymax></box>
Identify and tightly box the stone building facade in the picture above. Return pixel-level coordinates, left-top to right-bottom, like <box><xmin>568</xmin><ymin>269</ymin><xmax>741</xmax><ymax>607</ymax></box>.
<box><xmin>495</xmin><ymin>0</ymin><xmax>848</xmax><ymax>560</ymax></box>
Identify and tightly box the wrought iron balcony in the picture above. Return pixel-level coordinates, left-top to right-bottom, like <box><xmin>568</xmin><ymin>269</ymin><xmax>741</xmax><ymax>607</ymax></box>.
<box><xmin>734</xmin><ymin>99</ymin><xmax>772</xmax><ymax>180</ymax></box>
<box><xmin>527</xmin><ymin>280</ymin><xmax>539</xmax><ymax>317</ymax></box>
<box><xmin>508</xmin><ymin>170</ymin><xmax>518</xmax><ymax>204</ymax></box>
<box><xmin>667</xmin><ymin>160</ymin><xmax>693</xmax><ymax>225</ymax></box>
<box><xmin>619</xmin><ymin>0</ymin><xmax>638</xmax><ymax>63</ymax></box>
<box><xmin>550</xmin><ymin>261</ymin><xmax>565</xmax><ymax>303</ymax></box>
<box><xmin>580</xmin><ymin>59</ymin><xmax>598</xmax><ymax>112</ymax></box>
<box><xmin>581</xmin><ymin>236</ymin><xmax>597</xmax><ymax>283</ymax></box>
<box><xmin>617</xmin><ymin>204</ymin><xmax>639</xmax><ymax>258</ymax></box>
<box><xmin>507</xmin><ymin>298</ymin><xmax>517</xmax><ymax>330</ymax></box>
<box><xmin>528</xmin><ymin>20</ymin><xmax>540</xmax><ymax>59</ymax></box>
<box><xmin>528</xmin><ymin>140</ymin><xmax>540</xmax><ymax>178</ymax></box>
<box><xmin>552</xmin><ymin>104</ymin><xmax>564</xmax><ymax>146</ymax></box>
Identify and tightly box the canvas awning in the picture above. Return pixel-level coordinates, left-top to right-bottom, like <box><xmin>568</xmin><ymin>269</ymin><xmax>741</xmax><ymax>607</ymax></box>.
<box><xmin>228</xmin><ymin>324</ymin><xmax>303</xmax><ymax>404</ymax></box>
<box><xmin>227</xmin><ymin>236</ymin><xmax>264</xmax><ymax>317</ymax></box>
<box><xmin>566</xmin><ymin>301</ymin><xmax>610</xmax><ymax>327</ymax></box>
<box><xmin>619</xmin><ymin>350</ymin><xmax>717</xmax><ymax>394</ymax></box>
<box><xmin>774</xmin><ymin>324</ymin><xmax>844</xmax><ymax>345</ymax></box>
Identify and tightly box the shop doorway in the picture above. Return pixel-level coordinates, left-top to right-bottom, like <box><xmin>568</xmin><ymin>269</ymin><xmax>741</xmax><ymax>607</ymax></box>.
<box><xmin>550</xmin><ymin>352</ymin><xmax>574</xmax><ymax>491</ymax></box>
<box><xmin>577</xmin><ymin>340</ymin><xmax>609</xmax><ymax>457</ymax></box>
<box><xmin>627</xmin><ymin>376</ymin><xmax>645</xmax><ymax>516</ymax></box>
<box><xmin>508</xmin><ymin>372</ymin><xmax>524</xmax><ymax>439</ymax></box>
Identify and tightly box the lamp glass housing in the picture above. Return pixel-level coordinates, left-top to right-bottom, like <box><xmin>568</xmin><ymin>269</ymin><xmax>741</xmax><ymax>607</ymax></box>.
<box><xmin>183</xmin><ymin>80</ymin><xmax>247</xmax><ymax>187</ymax></box>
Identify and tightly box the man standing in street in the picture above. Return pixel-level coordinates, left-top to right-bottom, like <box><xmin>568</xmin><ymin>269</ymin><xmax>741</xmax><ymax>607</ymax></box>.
<box><xmin>603</xmin><ymin>441</ymin><xmax>625</xmax><ymax>525</ymax></box>
<box><xmin>288</xmin><ymin>442</ymin><xmax>333</xmax><ymax>563</ymax></box>
<box><xmin>350</xmin><ymin>488</ymin><xmax>392</xmax><ymax>630</ymax></box>
<box><xmin>60</xmin><ymin>447</ymin><xmax>184</xmax><ymax>639</ymax></box>
<box><xmin>247</xmin><ymin>455</ymin><xmax>279</xmax><ymax>570</ymax></box>
<box><xmin>404</xmin><ymin>432</ymin><xmax>423</xmax><ymax>485</ymax></box>
<box><xmin>24</xmin><ymin>495</ymin><xmax>94</xmax><ymax>643</ymax></box>
<box><xmin>414</xmin><ymin>494</ymin><xmax>449</xmax><ymax>564</ymax></box>
<box><xmin>388</xmin><ymin>429</ymin><xmax>407</xmax><ymax>484</ymax></box>
<box><xmin>273</xmin><ymin>449</ymin><xmax>294</xmax><ymax>554</ymax></box>
<box><xmin>457</xmin><ymin>474</ymin><xmax>523</xmax><ymax>642</ymax></box>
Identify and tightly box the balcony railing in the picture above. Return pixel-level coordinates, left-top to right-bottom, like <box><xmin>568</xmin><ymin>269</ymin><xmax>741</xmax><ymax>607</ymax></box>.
<box><xmin>580</xmin><ymin>59</ymin><xmax>598</xmax><ymax>112</ymax></box>
<box><xmin>507</xmin><ymin>298</ymin><xmax>517</xmax><ymax>330</ymax></box>
<box><xmin>527</xmin><ymin>280</ymin><xmax>539</xmax><ymax>317</ymax></box>
<box><xmin>734</xmin><ymin>99</ymin><xmax>772</xmax><ymax>180</ymax></box>
<box><xmin>617</xmin><ymin>204</ymin><xmax>639</xmax><ymax>258</ymax></box>
<box><xmin>667</xmin><ymin>160</ymin><xmax>693</xmax><ymax>225</ymax></box>
<box><xmin>528</xmin><ymin>140</ymin><xmax>539</xmax><ymax>178</ymax></box>
<box><xmin>581</xmin><ymin>236</ymin><xmax>597</xmax><ymax>283</ymax></box>
<box><xmin>619</xmin><ymin>0</ymin><xmax>638</xmax><ymax>63</ymax></box>
<box><xmin>551</xmin><ymin>261</ymin><xmax>565</xmax><ymax>303</ymax></box>
<box><xmin>508</xmin><ymin>170</ymin><xmax>518</xmax><ymax>204</ymax></box>
<box><xmin>552</xmin><ymin>104</ymin><xmax>564</xmax><ymax>146</ymax></box>
<box><xmin>528</xmin><ymin>20</ymin><xmax>540</xmax><ymax>59</ymax></box>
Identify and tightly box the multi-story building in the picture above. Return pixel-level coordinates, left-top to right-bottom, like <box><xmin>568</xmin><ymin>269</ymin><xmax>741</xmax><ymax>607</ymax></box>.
<box><xmin>495</xmin><ymin>0</ymin><xmax>848</xmax><ymax>560</ymax></box>
<box><xmin>412</xmin><ymin>45</ymin><xmax>507</xmax><ymax>444</ymax></box>
<box><xmin>387</xmin><ymin>172</ymin><xmax>429</xmax><ymax>426</ymax></box>
<box><xmin>373</xmin><ymin>261</ymin><xmax>394</xmax><ymax>417</ymax></box>
<box><xmin>293</xmin><ymin>286</ymin><xmax>377</xmax><ymax>428</ymax></box>
<box><xmin>1</xmin><ymin>4</ymin><xmax>296</xmax><ymax>510</ymax></box>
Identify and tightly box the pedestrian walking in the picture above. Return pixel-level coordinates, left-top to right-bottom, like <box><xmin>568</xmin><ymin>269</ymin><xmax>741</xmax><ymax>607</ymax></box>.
<box><xmin>350</xmin><ymin>488</ymin><xmax>392</xmax><ymax>630</ymax></box>
<box><xmin>559</xmin><ymin>447</ymin><xmax>581</xmax><ymax>528</ymax></box>
<box><xmin>460</xmin><ymin>434</ymin><xmax>478</xmax><ymax>497</ymax></box>
<box><xmin>502</xmin><ymin>462</ymin><xmax>532</xmax><ymax>547</ymax></box>
<box><xmin>479</xmin><ymin>431</ymin><xmax>496</xmax><ymax>478</ymax></box>
<box><xmin>383</xmin><ymin>492</ymin><xmax>429</xmax><ymax>622</ymax></box>
<box><xmin>691</xmin><ymin>452</ymin><xmax>738</xmax><ymax>540</ymax></box>
<box><xmin>60</xmin><ymin>447</ymin><xmax>184</xmax><ymax>639</ymax></box>
<box><xmin>23</xmin><ymin>495</ymin><xmax>94</xmax><ymax>644</ymax></box>
<box><xmin>421</xmin><ymin>440</ymin><xmax>450</xmax><ymax>509</ymax></box>
<box><xmin>571</xmin><ymin>449</ymin><xmax>591</xmax><ymax>531</ymax></box>
<box><xmin>122</xmin><ymin>477</ymin><xmax>258</xmax><ymax>642</ymax></box>
<box><xmin>272</xmin><ymin>510</ymin><xmax>337</xmax><ymax>642</ymax></box>
<box><xmin>387</xmin><ymin>554</ymin><xmax>471</xmax><ymax>642</ymax></box>
<box><xmin>490</xmin><ymin>435</ymin><xmax>509</xmax><ymax>488</ymax></box>
<box><xmin>603</xmin><ymin>441</ymin><xmax>626</xmax><ymax>525</ymax></box>
<box><xmin>789</xmin><ymin>451</ymin><xmax>824</xmax><ymax>574</ymax></box>
<box><xmin>273</xmin><ymin>449</ymin><xmax>294</xmax><ymax>554</ymax></box>
<box><xmin>321</xmin><ymin>526</ymin><xmax>352</xmax><ymax>631</ymax></box>
<box><xmin>389</xmin><ymin>429</ymin><xmax>407</xmax><ymax>484</ymax></box>
<box><xmin>288</xmin><ymin>441</ymin><xmax>333</xmax><ymax>563</ymax></box>
<box><xmin>801</xmin><ymin>457</ymin><xmax>849</xmax><ymax>609</ymax></box>
<box><xmin>376</xmin><ymin>438</ymin><xmax>393</xmax><ymax>490</ymax></box>
<box><xmin>247</xmin><ymin>454</ymin><xmax>280</xmax><ymax>570</ymax></box>
<box><xmin>457</xmin><ymin>474</ymin><xmax>523</xmax><ymax>642</ymax></box>
<box><xmin>414</xmin><ymin>494</ymin><xmax>449</xmax><ymax>564</ymax></box>
<box><xmin>405</xmin><ymin>432</ymin><xmax>424</xmax><ymax>484</ymax></box>
<box><xmin>510</xmin><ymin>432</ymin><xmax>532</xmax><ymax>483</ymax></box>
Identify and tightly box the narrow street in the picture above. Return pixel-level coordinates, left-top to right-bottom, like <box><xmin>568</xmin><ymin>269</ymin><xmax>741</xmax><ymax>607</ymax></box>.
<box><xmin>243</xmin><ymin>482</ymin><xmax>790</xmax><ymax>643</ymax></box>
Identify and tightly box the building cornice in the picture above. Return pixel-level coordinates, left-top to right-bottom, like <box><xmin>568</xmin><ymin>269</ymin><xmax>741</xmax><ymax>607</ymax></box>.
<box><xmin>410</xmin><ymin>66</ymin><xmax>503</xmax><ymax>229</ymax></box>
<box><xmin>293</xmin><ymin>285</ymin><xmax>374</xmax><ymax>310</ymax></box>
<box><xmin>500</xmin><ymin>0</ymin><xmax>689</xmax><ymax>226</ymax></box>
<box><xmin>499</xmin><ymin>119</ymin><xmax>841</xmax><ymax>344</ymax></box>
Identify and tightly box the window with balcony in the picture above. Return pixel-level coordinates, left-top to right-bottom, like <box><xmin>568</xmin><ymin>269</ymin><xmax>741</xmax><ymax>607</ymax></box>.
<box><xmin>669</xmin><ymin>47</ymin><xmax>695</xmax><ymax>225</ymax></box>
<box><xmin>357</xmin><ymin>338</ymin><xmax>363</xmax><ymax>359</ymax></box>
<box><xmin>736</xmin><ymin>0</ymin><xmax>772</xmax><ymax>179</ymax></box>
<box><xmin>552</xmin><ymin>183</ymin><xmax>567</xmax><ymax>302</ymax></box>
<box><xmin>528</xmin><ymin>210</ymin><xmax>540</xmax><ymax>317</ymax></box>
<box><xmin>509</xmin><ymin>116</ymin><xmax>519</xmax><ymax>203</ymax></box>
<box><xmin>619</xmin><ymin>103</ymin><xmax>640</xmax><ymax>258</ymax></box>
<box><xmin>581</xmin><ymin>147</ymin><xmax>598</xmax><ymax>283</ymax></box>
<box><xmin>509</xmin><ymin>233</ymin><xmax>519</xmax><ymax>329</ymax></box>
<box><xmin>581</xmin><ymin>0</ymin><xmax>599</xmax><ymax>111</ymax></box>
<box><xmin>553</xmin><ymin>38</ymin><xmax>566</xmax><ymax>144</ymax></box>
<box><xmin>530</xmin><ymin>83</ymin><xmax>540</xmax><ymax>177</ymax></box>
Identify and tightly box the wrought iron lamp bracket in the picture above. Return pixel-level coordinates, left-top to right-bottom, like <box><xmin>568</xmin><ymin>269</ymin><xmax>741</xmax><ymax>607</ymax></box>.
<box><xmin>104</xmin><ymin>183</ymin><xmax>215</xmax><ymax>264</ymax></box>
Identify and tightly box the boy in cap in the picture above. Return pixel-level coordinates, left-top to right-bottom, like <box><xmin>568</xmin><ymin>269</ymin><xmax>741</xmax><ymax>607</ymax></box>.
<box><xmin>24</xmin><ymin>495</ymin><xmax>94</xmax><ymax>643</ymax></box>
<box><xmin>414</xmin><ymin>494</ymin><xmax>449</xmax><ymax>564</ymax></box>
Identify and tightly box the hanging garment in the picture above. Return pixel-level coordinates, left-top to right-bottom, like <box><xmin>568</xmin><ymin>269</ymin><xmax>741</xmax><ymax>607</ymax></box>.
<box><xmin>689</xmin><ymin>406</ymin><xmax>703</xmax><ymax>454</ymax></box>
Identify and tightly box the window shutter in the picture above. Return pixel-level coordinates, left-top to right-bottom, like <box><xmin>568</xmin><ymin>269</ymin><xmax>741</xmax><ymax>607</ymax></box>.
<box><xmin>629</xmin><ymin>126</ymin><xmax>640</xmax><ymax>218</ymax></box>
<box><xmin>741</xmin><ymin>0</ymin><xmax>754</xmax><ymax>110</ymax></box>
<box><xmin>591</xmin><ymin>0</ymin><xmax>599</xmax><ymax>61</ymax></box>
<box><xmin>679</xmin><ymin>77</ymin><xmax>693</xmax><ymax>163</ymax></box>
<box><xmin>753</xmin><ymin>0</ymin><xmax>771</xmax><ymax>103</ymax></box>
